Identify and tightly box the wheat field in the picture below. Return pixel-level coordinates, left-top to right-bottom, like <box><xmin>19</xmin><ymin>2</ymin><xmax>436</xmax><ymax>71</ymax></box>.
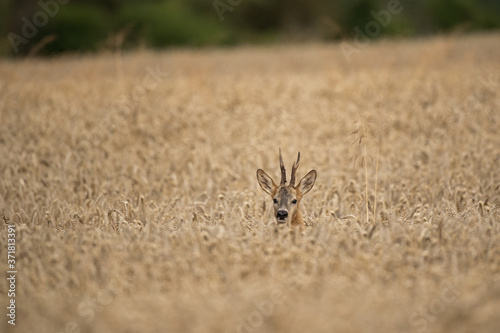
<box><xmin>1</xmin><ymin>32</ymin><xmax>499</xmax><ymax>333</ymax></box>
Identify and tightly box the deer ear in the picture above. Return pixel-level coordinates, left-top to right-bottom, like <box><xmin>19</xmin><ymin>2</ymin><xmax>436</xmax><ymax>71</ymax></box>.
<box><xmin>297</xmin><ymin>170</ymin><xmax>317</xmax><ymax>195</ymax></box>
<box><xmin>257</xmin><ymin>169</ymin><xmax>276</xmax><ymax>195</ymax></box>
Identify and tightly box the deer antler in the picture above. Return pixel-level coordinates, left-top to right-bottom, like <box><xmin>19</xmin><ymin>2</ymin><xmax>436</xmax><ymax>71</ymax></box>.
<box><xmin>279</xmin><ymin>148</ymin><xmax>287</xmax><ymax>186</ymax></box>
<box><xmin>289</xmin><ymin>151</ymin><xmax>300</xmax><ymax>187</ymax></box>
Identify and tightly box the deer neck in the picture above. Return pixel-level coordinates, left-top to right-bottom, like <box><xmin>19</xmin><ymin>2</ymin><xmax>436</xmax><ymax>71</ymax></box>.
<box><xmin>291</xmin><ymin>208</ymin><xmax>304</xmax><ymax>227</ymax></box>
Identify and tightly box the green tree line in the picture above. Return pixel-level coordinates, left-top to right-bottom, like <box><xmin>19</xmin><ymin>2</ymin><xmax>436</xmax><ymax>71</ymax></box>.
<box><xmin>2</xmin><ymin>0</ymin><xmax>500</xmax><ymax>56</ymax></box>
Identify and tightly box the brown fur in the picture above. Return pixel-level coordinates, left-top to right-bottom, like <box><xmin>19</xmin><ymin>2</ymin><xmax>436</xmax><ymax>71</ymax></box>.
<box><xmin>257</xmin><ymin>151</ymin><xmax>317</xmax><ymax>228</ymax></box>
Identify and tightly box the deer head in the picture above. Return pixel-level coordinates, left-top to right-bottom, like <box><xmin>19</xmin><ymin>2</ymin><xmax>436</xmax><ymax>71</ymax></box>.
<box><xmin>256</xmin><ymin>149</ymin><xmax>317</xmax><ymax>227</ymax></box>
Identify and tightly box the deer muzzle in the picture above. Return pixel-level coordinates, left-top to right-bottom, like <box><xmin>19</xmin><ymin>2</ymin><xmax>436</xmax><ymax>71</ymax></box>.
<box><xmin>276</xmin><ymin>210</ymin><xmax>288</xmax><ymax>222</ymax></box>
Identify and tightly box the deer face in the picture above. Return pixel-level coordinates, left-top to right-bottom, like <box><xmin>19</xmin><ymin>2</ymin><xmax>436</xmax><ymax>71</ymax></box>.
<box><xmin>273</xmin><ymin>185</ymin><xmax>298</xmax><ymax>223</ymax></box>
<box><xmin>257</xmin><ymin>150</ymin><xmax>317</xmax><ymax>226</ymax></box>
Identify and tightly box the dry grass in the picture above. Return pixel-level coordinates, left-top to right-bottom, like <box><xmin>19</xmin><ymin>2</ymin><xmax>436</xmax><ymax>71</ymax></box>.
<box><xmin>1</xmin><ymin>33</ymin><xmax>500</xmax><ymax>333</ymax></box>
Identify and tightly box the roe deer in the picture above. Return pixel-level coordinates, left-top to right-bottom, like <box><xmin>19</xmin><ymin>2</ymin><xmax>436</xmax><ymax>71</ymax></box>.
<box><xmin>256</xmin><ymin>149</ymin><xmax>317</xmax><ymax>227</ymax></box>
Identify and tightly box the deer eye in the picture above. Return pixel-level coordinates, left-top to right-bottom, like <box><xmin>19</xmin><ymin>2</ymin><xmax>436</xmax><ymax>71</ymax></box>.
<box><xmin>292</xmin><ymin>199</ymin><xmax>297</xmax><ymax>204</ymax></box>
<box><xmin>273</xmin><ymin>198</ymin><xmax>278</xmax><ymax>204</ymax></box>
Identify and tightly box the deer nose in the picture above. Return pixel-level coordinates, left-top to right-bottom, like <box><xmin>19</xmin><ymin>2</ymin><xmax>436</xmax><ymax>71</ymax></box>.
<box><xmin>276</xmin><ymin>210</ymin><xmax>288</xmax><ymax>220</ymax></box>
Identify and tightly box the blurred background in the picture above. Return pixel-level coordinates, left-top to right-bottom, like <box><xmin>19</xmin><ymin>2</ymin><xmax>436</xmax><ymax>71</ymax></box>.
<box><xmin>1</xmin><ymin>0</ymin><xmax>500</xmax><ymax>56</ymax></box>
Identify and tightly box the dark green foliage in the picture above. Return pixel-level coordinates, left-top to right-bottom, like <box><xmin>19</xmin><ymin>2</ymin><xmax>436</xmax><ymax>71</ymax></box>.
<box><xmin>43</xmin><ymin>4</ymin><xmax>110</xmax><ymax>53</ymax></box>
<box><xmin>1</xmin><ymin>0</ymin><xmax>499</xmax><ymax>56</ymax></box>
<box><xmin>117</xmin><ymin>1</ymin><xmax>231</xmax><ymax>48</ymax></box>
<box><xmin>423</xmin><ymin>0</ymin><xmax>500</xmax><ymax>31</ymax></box>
